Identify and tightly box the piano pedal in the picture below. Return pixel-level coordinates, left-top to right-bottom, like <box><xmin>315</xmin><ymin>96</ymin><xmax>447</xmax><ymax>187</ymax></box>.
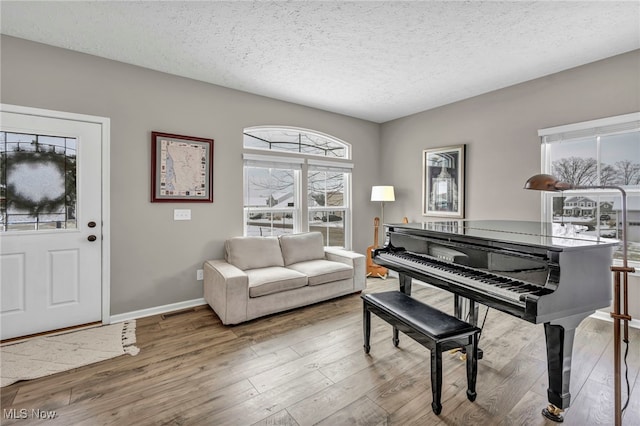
<box><xmin>542</xmin><ymin>404</ymin><xmax>564</xmax><ymax>423</ymax></box>
<box><xmin>448</xmin><ymin>347</ymin><xmax>467</xmax><ymax>361</ymax></box>
<box><xmin>449</xmin><ymin>346</ymin><xmax>484</xmax><ymax>361</ymax></box>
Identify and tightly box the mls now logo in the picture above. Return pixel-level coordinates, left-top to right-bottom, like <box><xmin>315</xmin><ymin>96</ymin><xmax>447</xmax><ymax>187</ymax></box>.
<box><xmin>3</xmin><ymin>409</ymin><xmax>57</xmax><ymax>419</ymax></box>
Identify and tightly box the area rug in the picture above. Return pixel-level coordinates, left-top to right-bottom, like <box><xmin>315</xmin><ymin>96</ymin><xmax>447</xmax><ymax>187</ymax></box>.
<box><xmin>1</xmin><ymin>321</ymin><xmax>139</xmax><ymax>387</ymax></box>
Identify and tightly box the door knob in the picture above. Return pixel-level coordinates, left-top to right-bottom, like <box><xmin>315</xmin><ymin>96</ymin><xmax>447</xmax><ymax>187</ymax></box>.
<box><xmin>88</xmin><ymin>221</ymin><xmax>97</xmax><ymax>228</ymax></box>
<box><xmin>88</xmin><ymin>235</ymin><xmax>97</xmax><ymax>242</ymax></box>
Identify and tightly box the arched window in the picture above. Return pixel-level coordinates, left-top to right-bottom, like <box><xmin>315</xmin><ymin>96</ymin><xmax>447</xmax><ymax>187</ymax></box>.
<box><xmin>243</xmin><ymin>127</ymin><xmax>352</xmax><ymax>248</ymax></box>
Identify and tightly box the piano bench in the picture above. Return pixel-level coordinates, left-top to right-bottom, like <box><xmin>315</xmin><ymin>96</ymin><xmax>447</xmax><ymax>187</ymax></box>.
<box><xmin>361</xmin><ymin>291</ymin><xmax>480</xmax><ymax>415</ymax></box>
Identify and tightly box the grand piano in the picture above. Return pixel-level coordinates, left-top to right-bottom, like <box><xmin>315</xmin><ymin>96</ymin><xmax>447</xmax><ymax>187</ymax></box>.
<box><xmin>373</xmin><ymin>220</ymin><xmax>618</xmax><ymax>422</ymax></box>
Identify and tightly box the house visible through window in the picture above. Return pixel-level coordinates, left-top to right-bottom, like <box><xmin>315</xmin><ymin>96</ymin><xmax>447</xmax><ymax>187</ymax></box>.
<box><xmin>243</xmin><ymin>127</ymin><xmax>352</xmax><ymax>249</ymax></box>
<box><xmin>539</xmin><ymin>112</ymin><xmax>640</xmax><ymax>263</ymax></box>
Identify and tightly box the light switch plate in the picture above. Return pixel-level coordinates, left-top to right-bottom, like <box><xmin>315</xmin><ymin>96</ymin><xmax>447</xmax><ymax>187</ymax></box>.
<box><xmin>174</xmin><ymin>209</ymin><xmax>191</xmax><ymax>221</ymax></box>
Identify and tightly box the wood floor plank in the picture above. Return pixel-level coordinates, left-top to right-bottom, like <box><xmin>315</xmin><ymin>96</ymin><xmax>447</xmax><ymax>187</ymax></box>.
<box><xmin>314</xmin><ymin>396</ymin><xmax>388</xmax><ymax>426</ymax></box>
<box><xmin>624</xmin><ymin>367</ymin><xmax>640</xmax><ymax>425</ymax></box>
<box><xmin>365</xmin><ymin>359</ymin><xmax>431</xmax><ymax>414</ymax></box>
<box><xmin>188</xmin><ymin>370</ymin><xmax>333</xmax><ymax>425</ymax></box>
<box><xmin>286</xmin><ymin>346</ymin><xmax>425</xmax><ymax>425</ymax></box>
<box><xmin>468</xmin><ymin>351</ymin><xmax>548</xmax><ymax>418</ymax></box>
<box><xmin>498</xmin><ymin>390</ymin><xmax>555</xmax><ymax>426</ymax></box>
<box><xmin>562</xmin><ymin>377</ymin><xmax>616</xmax><ymax>426</ymax></box>
<box><xmin>386</xmin><ymin>392</ymin><xmax>446</xmax><ymax>426</ymax></box>
<box><xmin>251</xmin><ymin>409</ymin><xmax>300</xmax><ymax>426</ymax></box>
<box><xmin>89</xmin><ymin>378</ymin><xmax>259</xmax><ymax>425</ymax></box>
<box><xmin>248</xmin><ymin>319</ymin><xmax>394</xmax><ymax>394</ymax></box>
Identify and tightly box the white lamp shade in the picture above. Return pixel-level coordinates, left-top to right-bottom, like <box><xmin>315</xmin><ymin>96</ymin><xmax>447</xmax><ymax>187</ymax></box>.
<box><xmin>371</xmin><ymin>186</ymin><xmax>395</xmax><ymax>202</ymax></box>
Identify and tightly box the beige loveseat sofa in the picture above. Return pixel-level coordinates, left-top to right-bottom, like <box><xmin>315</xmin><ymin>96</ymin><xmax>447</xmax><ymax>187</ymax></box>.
<box><xmin>203</xmin><ymin>232</ymin><xmax>366</xmax><ymax>325</ymax></box>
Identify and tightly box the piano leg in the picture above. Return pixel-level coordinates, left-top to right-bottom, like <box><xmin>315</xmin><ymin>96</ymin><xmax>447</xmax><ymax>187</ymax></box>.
<box><xmin>542</xmin><ymin>312</ymin><xmax>591</xmax><ymax>423</ymax></box>
<box><xmin>399</xmin><ymin>273</ymin><xmax>412</xmax><ymax>295</ymax></box>
<box><xmin>393</xmin><ymin>274</ymin><xmax>413</xmax><ymax>344</ymax></box>
<box><xmin>454</xmin><ymin>296</ymin><xmax>484</xmax><ymax>360</ymax></box>
<box><xmin>363</xmin><ymin>304</ymin><xmax>371</xmax><ymax>354</ymax></box>
<box><xmin>454</xmin><ymin>295</ymin><xmax>479</xmax><ymax>325</ymax></box>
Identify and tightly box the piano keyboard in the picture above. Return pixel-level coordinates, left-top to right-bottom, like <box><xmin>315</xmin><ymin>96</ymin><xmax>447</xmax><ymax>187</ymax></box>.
<box><xmin>378</xmin><ymin>251</ymin><xmax>547</xmax><ymax>306</ymax></box>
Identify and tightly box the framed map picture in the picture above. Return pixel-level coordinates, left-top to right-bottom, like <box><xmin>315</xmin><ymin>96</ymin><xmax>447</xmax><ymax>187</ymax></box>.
<box><xmin>151</xmin><ymin>131</ymin><xmax>214</xmax><ymax>202</ymax></box>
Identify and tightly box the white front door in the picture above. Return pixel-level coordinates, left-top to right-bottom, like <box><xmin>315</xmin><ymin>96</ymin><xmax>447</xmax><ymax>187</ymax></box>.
<box><xmin>0</xmin><ymin>105</ymin><xmax>108</xmax><ymax>340</ymax></box>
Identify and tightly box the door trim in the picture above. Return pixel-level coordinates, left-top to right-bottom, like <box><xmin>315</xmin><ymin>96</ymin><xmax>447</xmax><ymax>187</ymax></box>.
<box><xmin>1</xmin><ymin>103</ymin><xmax>111</xmax><ymax>325</ymax></box>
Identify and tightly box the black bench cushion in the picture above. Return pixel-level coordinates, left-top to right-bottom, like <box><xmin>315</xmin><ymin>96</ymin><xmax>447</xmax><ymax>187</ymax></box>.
<box><xmin>362</xmin><ymin>291</ymin><xmax>479</xmax><ymax>340</ymax></box>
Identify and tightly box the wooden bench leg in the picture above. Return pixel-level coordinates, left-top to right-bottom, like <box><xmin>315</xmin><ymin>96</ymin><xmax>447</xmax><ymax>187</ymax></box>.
<box><xmin>466</xmin><ymin>333</ymin><xmax>479</xmax><ymax>402</ymax></box>
<box><xmin>363</xmin><ymin>304</ymin><xmax>371</xmax><ymax>354</ymax></box>
<box><xmin>431</xmin><ymin>344</ymin><xmax>443</xmax><ymax>415</ymax></box>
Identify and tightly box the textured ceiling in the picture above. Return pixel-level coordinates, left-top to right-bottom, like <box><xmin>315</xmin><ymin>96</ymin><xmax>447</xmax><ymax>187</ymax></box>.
<box><xmin>1</xmin><ymin>1</ymin><xmax>639</xmax><ymax>123</ymax></box>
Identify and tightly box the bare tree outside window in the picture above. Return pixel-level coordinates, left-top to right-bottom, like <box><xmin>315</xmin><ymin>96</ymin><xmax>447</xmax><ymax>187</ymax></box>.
<box><xmin>551</xmin><ymin>157</ymin><xmax>598</xmax><ymax>186</ymax></box>
<box><xmin>614</xmin><ymin>160</ymin><xmax>640</xmax><ymax>185</ymax></box>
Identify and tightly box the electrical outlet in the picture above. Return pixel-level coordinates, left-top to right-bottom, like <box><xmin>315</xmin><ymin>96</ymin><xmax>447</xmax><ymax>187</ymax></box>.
<box><xmin>174</xmin><ymin>209</ymin><xmax>191</xmax><ymax>221</ymax></box>
<box><xmin>196</xmin><ymin>269</ymin><xmax>204</xmax><ymax>280</ymax></box>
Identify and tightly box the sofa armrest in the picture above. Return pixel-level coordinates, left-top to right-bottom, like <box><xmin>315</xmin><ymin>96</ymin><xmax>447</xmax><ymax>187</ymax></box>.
<box><xmin>203</xmin><ymin>259</ymin><xmax>249</xmax><ymax>325</ymax></box>
<box><xmin>324</xmin><ymin>248</ymin><xmax>366</xmax><ymax>291</ymax></box>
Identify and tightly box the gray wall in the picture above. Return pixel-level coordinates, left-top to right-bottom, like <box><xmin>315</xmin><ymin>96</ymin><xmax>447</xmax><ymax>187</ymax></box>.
<box><xmin>380</xmin><ymin>49</ymin><xmax>639</xmax><ymax>223</ymax></box>
<box><xmin>0</xmin><ymin>36</ymin><xmax>381</xmax><ymax>315</ymax></box>
<box><xmin>380</xmin><ymin>49</ymin><xmax>640</xmax><ymax>318</ymax></box>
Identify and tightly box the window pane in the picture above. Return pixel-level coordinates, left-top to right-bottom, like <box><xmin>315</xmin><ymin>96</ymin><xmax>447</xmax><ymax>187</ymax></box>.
<box><xmin>1</xmin><ymin>132</ymin><xmax>77</xmax><ymax>232</ymax></box>
<box><xmin>309</xmin><ymin>210</ymin><xmax>344</xmax><ymax>247</ymax></box>
<box><xmin>245</xmin><ymin>167</ymin><xmax>294</xmax><ymax>208</ymax></box>
<box><xmin>600</xmin><ymin>132</ymin><xmax>640</xmax><ymax>186</ymax></box>
<box><xmin>549</xmin><ymin>136</ymin><xmax>598</xmax><ymax>186</ymax></box>
<box><xmin>244</xmin><ymin>128</ymin><xmax>348</xmax><ymax>158</ymax></box>
<box><xmin>308</xmin><ymin>170</ymin><xmax>345</xmax><ymax>208</ymax></box>
<box><xmin>548</xmin><ymin>192</ymin><xmax>639</xmax><ymax>262</ymax></box>
<box><xmin>246</xmin><ymin>211</ymin><xmax>294</xmax><ymax>237</ymax></box>
<box><xmin>619</xmin><ymin>193</ymin><xmax>639</xmax><ymax>263</ymax></box>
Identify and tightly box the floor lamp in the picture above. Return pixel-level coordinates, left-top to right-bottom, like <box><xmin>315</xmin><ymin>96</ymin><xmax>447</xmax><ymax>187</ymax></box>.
<box><xmin>371</xmin><ymin>186</ymin><xmax>395</xmax><ymax>246</ymax></box>
<box><xmin>524</xmin><ymin>173</ymin><xmax>634</xmax><ymax>425</ymax></box>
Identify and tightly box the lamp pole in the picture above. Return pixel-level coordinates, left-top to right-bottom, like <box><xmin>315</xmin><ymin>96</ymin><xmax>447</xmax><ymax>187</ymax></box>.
<box><xmin>371</xmin><ymin>186</ymin><xmax>395</xmax><ymax>247</ymax></box>
<box><xmin>573</xmin><ymin>185</ymin><xmax>633</xmax><ymax>426</ymax></box>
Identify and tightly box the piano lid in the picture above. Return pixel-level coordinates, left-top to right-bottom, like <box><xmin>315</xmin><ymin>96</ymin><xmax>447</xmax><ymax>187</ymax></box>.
<box><xmin>387</xmin><ymin>220</ymin><xmax>619</xmax><ymax>252</ymax></box>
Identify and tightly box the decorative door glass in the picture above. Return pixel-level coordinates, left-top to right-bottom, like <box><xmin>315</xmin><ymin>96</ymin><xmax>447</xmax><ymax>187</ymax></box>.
<box><xmin>0</xmin><ymin>131</ymin><xmax>77</xmax><ymax>231</ymax></box>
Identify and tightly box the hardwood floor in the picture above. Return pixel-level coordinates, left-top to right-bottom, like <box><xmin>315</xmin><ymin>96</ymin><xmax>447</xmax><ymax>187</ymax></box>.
<box><xmin>2</xmin><ymin>278</ymin><xmax>639</xmax><ymax>425</ymax></box>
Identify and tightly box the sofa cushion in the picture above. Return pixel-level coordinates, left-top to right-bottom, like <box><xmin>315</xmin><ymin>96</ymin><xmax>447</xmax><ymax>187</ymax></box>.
<box><xmin>246</xmin><ymin>267</ymin><xmax>308</xmax><ymax>298</ymax></box>
<box><xmin>225</xmin><ymin>236</ymin><xmax>284</xmax><ymax>271</ymax></box>
<box><xmin>279</xmin><ymin>232</ymin><xmax>325</xmax><ymax>266</ymax></box>
<box><xmin>287</xmin><ymin>259</ymin><xmax>353</xmax><ymax>286</ymax></box>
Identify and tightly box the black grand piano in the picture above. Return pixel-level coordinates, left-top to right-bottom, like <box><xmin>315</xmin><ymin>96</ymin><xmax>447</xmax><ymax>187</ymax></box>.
<box><xmin>373</xmin><ymin>220</ymin><xmax>618</xmax><ymax>422</ymax></box>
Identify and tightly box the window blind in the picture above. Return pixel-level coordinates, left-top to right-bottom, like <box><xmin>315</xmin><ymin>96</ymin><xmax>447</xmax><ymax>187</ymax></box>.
<box><xmin>243</xmin><ymin>153</ymin><xmax>303</xmax><ymax>169</ymax></box>
<box><xmin>307</xmin><ymin>159</ymin><xmax>354</xmax><ymax>173</ymax></box>
<box><xmin>539</xmin><ymin>112</ymin><xmax>640</xmax><ymax>143</ymax></box>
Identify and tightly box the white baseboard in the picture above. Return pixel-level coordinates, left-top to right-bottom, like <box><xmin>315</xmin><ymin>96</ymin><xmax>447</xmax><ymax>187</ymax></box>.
<box><xmin>110</xmin><ymin>298</ymin><xmax>207</xmax><ymax>324</ymax></box>
<box><xmin>591</xmin><ymin>310</ymin><xmax>640</xmax><ymax>329</ymax></box>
